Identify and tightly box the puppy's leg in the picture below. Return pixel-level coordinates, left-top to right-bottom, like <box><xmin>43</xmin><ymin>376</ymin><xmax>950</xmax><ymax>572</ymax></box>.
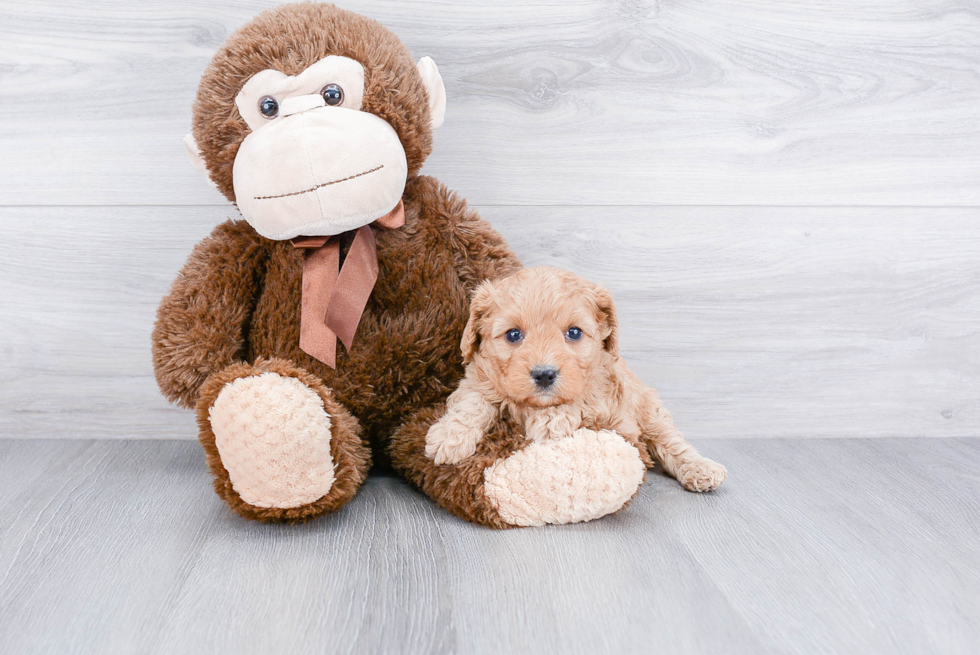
<box><xmin>639</xmin><ymin>388</ymin><xmax>727</xmax><ymax>492</ymax></box>
<box><xmin>424</xmin><ymin>376</ymin><xmax>498</xmax><ymax>465</ymax></box>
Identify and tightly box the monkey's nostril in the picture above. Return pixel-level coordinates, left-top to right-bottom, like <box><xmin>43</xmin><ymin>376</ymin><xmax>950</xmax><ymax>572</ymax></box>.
<box><xmin>531</xmin><ymin>365</ymin><xmax>558</xmax><ymax>389</ymax></box>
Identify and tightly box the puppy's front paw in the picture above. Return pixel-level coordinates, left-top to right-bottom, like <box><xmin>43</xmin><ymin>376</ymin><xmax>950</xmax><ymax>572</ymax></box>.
<box><xmin>678</xmin><ymin>457</ymin><xmax>727</xmax><ymax>492</ymax></box>
<box><xmin>425</xmin><ymin>419</ymin><xmax>482</xmax><ymax>465</ymax></box>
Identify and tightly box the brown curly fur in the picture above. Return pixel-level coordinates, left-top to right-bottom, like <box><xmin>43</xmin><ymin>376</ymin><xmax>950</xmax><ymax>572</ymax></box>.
<box><xmin>153</xmin><ymin>3</ymin><xmax>522</xmax><ymax>522</ymax></box>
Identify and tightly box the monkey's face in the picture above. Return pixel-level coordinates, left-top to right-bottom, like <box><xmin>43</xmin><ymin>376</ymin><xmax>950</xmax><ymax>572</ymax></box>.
<box><xmin>230</xmin><ymin>56</ymin><xmax>408</xmax><ymax>240</ymax></box>
<box><xmin>188</xmin><ymin>4</ymin><xmax>446</xmax><ymax>238</ymax></box>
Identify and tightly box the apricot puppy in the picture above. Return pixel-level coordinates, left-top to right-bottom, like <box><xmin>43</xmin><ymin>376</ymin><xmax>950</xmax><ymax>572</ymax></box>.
<box><xmin>425</xmin><ymin>266</ymin><xmax>727</xmax><ymax>495</ymax></box>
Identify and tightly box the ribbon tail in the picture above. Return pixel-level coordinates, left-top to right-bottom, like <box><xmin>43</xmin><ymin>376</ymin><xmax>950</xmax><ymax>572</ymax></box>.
<box><xmin>299</xmin><ymin>237</ymin><xmax>340</xmax><ymax>368</ymax></box>
<box><xmin>324</xmin><ymin>224</ymin><xmax>379</xmax><ymax>352</ymax></box>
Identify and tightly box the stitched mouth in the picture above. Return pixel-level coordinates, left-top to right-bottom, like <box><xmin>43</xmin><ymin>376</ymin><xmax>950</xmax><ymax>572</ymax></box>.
<box><xmin>253</xmin><ymin>165</ymin><xmax>384</xmax><ymax>200</ymax></box>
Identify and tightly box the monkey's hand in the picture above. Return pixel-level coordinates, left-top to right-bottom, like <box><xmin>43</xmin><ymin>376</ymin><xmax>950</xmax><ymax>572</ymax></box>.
<box><xmin>152</xmin><ymin>220</ymin><xmax>267</xmax><ymax>408</ymax></box>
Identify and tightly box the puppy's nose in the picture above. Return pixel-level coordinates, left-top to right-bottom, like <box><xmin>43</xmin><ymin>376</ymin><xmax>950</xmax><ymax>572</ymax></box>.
<box><xmin>531</xmin><ymin>365</ymin><xmax>559</xmax><ymax>389</ymax></box>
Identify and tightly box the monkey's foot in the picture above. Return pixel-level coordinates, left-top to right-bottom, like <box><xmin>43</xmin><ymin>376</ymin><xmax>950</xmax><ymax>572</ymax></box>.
<box><xmin>197</xmin><ymin>358</ymin><xmax>369</xmax><ymax>523</ymax></box>
<box><xmin>482</xmin><ymin>428</ymin><xmax>645</xmax><ymax>527</ymax></box>
<box><xmin>210</xmin><ymin>372</ymin><xmax>336</xmax><ymax>507</ymax></box>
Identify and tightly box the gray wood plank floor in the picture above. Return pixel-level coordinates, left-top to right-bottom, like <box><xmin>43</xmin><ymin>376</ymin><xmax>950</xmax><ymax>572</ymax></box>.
<box><xmin>1</xmin><ymin>437</ymin><xmax>977</xmax><ymax>655</ymax></box>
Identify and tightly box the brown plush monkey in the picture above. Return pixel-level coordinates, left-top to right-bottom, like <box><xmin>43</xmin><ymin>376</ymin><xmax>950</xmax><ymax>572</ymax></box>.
<box><xmin>154</xmin><ymin>3</ymin><xmax>659</xmax><ymax>527</ymax></box>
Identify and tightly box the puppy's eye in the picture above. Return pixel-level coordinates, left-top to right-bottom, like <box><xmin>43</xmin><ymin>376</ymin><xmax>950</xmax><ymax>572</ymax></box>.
<box><xmin>565</xmin><ymin>327</ymin><xmax>583</xmax><ymax>341</ymax></box>
<box><xmin>321</xmin><ymin>84</ymin><xmax>344</xmax><ymax>106</ymax></box>
<box><xmin>258</xmin><ymin>96</ymin><xmax>279</xmax><ymax>118</ymax></box>
<box><xmin>505</xmin><ymin>328</ymin><xmax>523</xmax><ymax>343</ymax></box>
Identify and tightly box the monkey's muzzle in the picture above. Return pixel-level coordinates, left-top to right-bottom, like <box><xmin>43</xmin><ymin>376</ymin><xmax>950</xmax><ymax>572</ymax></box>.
<box><xmin>233</xmin><ymin>103</ymin><xmax>408</xmax><ymax>241</ymax></box>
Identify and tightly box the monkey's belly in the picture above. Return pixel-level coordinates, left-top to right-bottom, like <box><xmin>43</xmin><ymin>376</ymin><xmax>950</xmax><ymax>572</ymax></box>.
<box><xmin>247</xmin><ymin>277</ymin><xmax>466</xmax><ymax>461</ymax></box>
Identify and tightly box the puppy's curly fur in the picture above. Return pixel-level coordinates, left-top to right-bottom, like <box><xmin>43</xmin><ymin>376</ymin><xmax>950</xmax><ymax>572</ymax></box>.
<box><xmin>425</xmin><ymin>267</ymin><xmax>728</xmax><ymax>494</ymax></box>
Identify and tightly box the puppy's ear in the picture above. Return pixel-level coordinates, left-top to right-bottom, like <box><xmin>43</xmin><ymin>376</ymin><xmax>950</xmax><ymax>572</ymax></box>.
<box><xmin>593</xmin><ymin>284</ymin><xmax>619</xmax><ymax>357</ymax></box>
<box><xmin>461</xmin><ymin>281</ymin><xmax>495</xmax><ymax>364</ymax></box>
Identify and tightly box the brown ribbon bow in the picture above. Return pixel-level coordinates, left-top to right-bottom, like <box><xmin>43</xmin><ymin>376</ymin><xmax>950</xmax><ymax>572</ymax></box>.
<box><xmin>291</xmin><ymin>199</ymin><xmax>405</xmax><ymax>368</ymax></box>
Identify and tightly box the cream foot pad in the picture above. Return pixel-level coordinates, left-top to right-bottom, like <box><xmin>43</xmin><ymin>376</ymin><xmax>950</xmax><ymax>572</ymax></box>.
<box><xmin>208</xmin><ymin>372</ymin><xmax>336</xmax><ymax>509</ymax></box>
<box><xmin>483</xmin><ymin>429</ymin><xmax>646</xmax><ymax>527</ymax></box>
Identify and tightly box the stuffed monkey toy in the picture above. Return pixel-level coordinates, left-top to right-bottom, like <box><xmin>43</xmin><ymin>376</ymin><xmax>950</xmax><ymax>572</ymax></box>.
<box><xmin>154</xmin><ymin>2</ymin><xmax>684</xmax><ymax>528</ymax></box>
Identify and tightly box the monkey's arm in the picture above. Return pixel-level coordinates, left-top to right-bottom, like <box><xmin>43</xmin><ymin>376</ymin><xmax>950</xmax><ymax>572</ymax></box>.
<box><xmin>151</xmin><ymin>219</ymin><xmax>268</xmax><ymax>408</ymax></box>
<box><xmin>424</xmin><ymin>374</ymin><xmax>499</xmax><ymax>465</ymax></box>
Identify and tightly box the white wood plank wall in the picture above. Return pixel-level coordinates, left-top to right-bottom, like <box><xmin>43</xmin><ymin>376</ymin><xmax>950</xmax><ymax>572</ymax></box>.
<box><xmin>1</xmin><ymin>1</ymin><xmax>978</xmax><ymax>439</ymax></box>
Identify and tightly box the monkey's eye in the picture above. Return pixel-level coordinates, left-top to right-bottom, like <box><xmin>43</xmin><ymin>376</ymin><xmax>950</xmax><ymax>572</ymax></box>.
<box><xmin>565</xmin><ymin>327</ymin><xmax>583</xmax><ymax>341</ymax></box>
<box><xmin>505</xmin><ymin>328</ymin><xmax>524</xmax><ymax>344</ymax></box>
<box><xmin>321</xmin><ymin>84</ymin><xmax>344</xmax><ymax>106</ymax></box>
<box><xmin>258</xmin><ymin>96</ymin><xmax>279</xmax><ymax>119</ymax></box>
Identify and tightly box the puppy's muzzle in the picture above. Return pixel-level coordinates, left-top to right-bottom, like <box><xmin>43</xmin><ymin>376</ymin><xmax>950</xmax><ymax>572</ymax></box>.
<box><xmin>531</xmin><ymin>365</ymin><xmax>559</xmax><ymax>390</ymax></box>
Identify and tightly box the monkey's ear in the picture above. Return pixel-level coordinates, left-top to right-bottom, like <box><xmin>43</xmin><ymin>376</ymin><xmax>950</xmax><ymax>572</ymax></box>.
<box><xmin>461</xmin><ymin>281</ymin><xmax>495</xmax><ymax>364</ymax></box>
<box><xmin>417</xmin><ymin>57</ymin><xmax>446</xmax><ymax>130</ymax></box>
<box><xmin>183</xmin><ymin>134</ymin><xmax>218</xmax><ymax>190</ymax></box>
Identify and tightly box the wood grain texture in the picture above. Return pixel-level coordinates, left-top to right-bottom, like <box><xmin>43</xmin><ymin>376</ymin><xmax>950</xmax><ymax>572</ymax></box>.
<box><xmin>1</xmin><ymin>205</ymin><xmax>977</xmax><ymax>440</ymax></box>
<box><xmin>0</xmin><ymin>437</ymin><xmax>977</xmax><ymax>654</ymax></box>
<box><xmin>1</xmin><ymin>0</ymin><xmax>978</xmax><ymax>206</ymax></box>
